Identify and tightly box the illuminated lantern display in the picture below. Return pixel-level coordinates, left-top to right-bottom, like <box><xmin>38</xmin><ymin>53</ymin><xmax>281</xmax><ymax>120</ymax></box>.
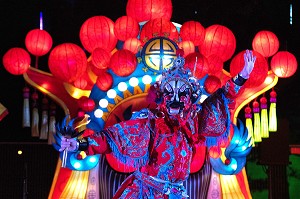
<box><xmin>48</xmin><ymin>43</ymin><xmax>87</xmax><ymax>83</ymax></box>
<box><xmin>123</xmin><ymin>37</ymin><xmax>142</xmax><ymax>54</ymax></box>
<box><xmin>74</xmin><ymin>76</ymin><xmax>88</xmax><ymax>90</ymax></box>
<box><xmin>230</xmin><ymin>50</ymin><xmax>268</xmax><ymax>88</ymax></box>
<box><xmin>204</xmin><ymin>75</ymin><xmax>221</xmax><ymax>94</ymax></box>
<box><xmin>109</xmin><ymin>49</ymin><xmax>137</xmax><ymax>77</ymax></box>
<box><xmin>126</xmin><ymin>0</ymin><xmax>172</xmax><ymax>22</ymax></box>
<box><xmin>184</xmin><ymin>52</ymin><xmax>209</xmax><ymax>79</ymax></box>
<box><xmin>206</xmin><ymin>54</ymin><xmax>224</xmax><ymax>76</ymax></box>
<box><xmin>25</xmin><ymin>29</ymin><xmax>53</xmax><ymax>56</ymax></box>
<box><xmin>96</xmin><ymin>71</ymin><xmax>113</xmax><ymax>91</ymax></box>
<box><xmin>199</xmin><ymin>24</ymin><xmax>236</xmax><ymax>62</ymax></box>
<box><xmin>79</xmin><ymin>16</ymin><xmax>117</xmax><ymax>53</ymax></box>
<box><xmin>91</xmin><ymin>48</ymin><xmax>110</xmax><ymax>70</ymax></box>
<box><xmin>178</xmin><ymin>41</ymin><xmax>195</xmax><ymax>57</ymax></box>
<box><xmin>78</xmin><ymin>96</ymin><xmax>95</xmax><ymax>112</ymax></box>
<box><xmin>139</xmin><ymin>18</ymin><xmax>179</xmax><ymax>44</ymax></box>
<box><xmin>270</xmin><ymin>51</ymin><xmax>298</xmax><ymax>78</ymax></box>
<box><xmin>179</xmin><ymin>20</ymin><xmax>205</xmax><ymax>46</ymax></box>
<box><xmin>2</xmin><ymin>47</ymin><xmax>31</xmax><ymax>75</ymax></box>
<box><xmin>114</xmin><ymin>16</ymin><xmax>139</xmax><ymax>41</ymax></box>
<box><xmin>252</xmin><ymin>30</ymin><xmax>279</xmax><ymax>58</ymax></box>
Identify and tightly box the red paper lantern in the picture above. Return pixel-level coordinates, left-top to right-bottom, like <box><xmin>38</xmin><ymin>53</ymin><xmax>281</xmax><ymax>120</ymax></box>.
<box><xmin>230</xmin><ymin>50</ymin><xmax>268</xmax><ymax>88</ymax></box>
<box><xmin>48</xmin><ymin>43</ymin><xmax>87</xmax><ymax>83</ymax></box>
<box><xmin>271</xmin><ymin>51</ymin><xmax>298</xmax><ymax>78</ymax></box>
<box><xmin>139</xmin><ymin>18</ymin><xmax>179</xmax><ymax>44</ymax></box>
<box><xmin>184</xmin><ymin>52</ymin><xmax>209</xmax><ymax>79</ymax></box>
<box><xmin>114</xmin><ymin>16</ymin><xmax>139</xmax><ymax>41</ymax></box>
<box><xmin>252</xmin><ymin>30</ymin><xmax>279</xmax><ymax>58</ymax></box>
<box><xmin>178</xmin><ymin>41</ymin><xmax>195</xmax><ymax>57</ymax></box>
<box><xmin>199</xmin><ymin>24</ymin><xmax>236</xmax><ymax>62</ymax></box>
<box><xmin>74</xmin><ymin>77</ymin><xmax>88</xmax><ymax>90</ymax></box>
<box><xmin>78</xmin><ymin>96</ymin><xmax>95</xmax><ymax>112</ymax></box>
<box><xmin>91</xmin><ymin>48</ymin><xmax>110</xmax><ymax>70</ymax></box>
<box><xmin>123</xmin><ymin>37</ymin><xmax>142</xmax><ymax>54</ymax></box>
<box><xmin>2</xmin><ymin>47</ymin><xmax>31</xmax><ymax>75</ymax></box>
<box><xmin>207</xmin><ymin>54</ymin><xmax>224</xmax><ymax>76</ymax></box>
<box><xmin>179</xmin><ymin>21</ymin><xmax>205</xmax><ymax>46</ymax></box>
<box><xmin>79</xmin><ymin>16</ymin><xmax>117</xmax><ymax>53</ymax></box>
<box><xmin>96</xmin><ymin>72</ymin><xmax>113</xmax><ymax>91</ymax></box>
<box><xmin>109</xmin><ymin>49</ymin><xmax>137</xmax><ymax>77</ymax></box>
<box><xmin>126</xmin><ymin>0</ymin><xmax>172</xmax><ymax>22</ymax></box>
<box><xmin>25</xmin><ymin>29</ymin><xmax>53</xmax><ymax>56</ymax></box>
<box><xmin>204</xmin><ymin>75</ymin><xmax>221</xmax><ymax>94</ymax></box>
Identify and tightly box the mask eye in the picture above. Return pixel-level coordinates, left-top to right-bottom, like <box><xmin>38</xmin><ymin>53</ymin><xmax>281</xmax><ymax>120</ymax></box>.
<box><xmin>164</xmin><ymin>83</ymin><xmax>173</xmax><ymax>94</ymax></box>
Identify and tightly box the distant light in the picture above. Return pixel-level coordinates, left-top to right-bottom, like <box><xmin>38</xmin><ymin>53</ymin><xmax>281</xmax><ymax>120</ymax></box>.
<box><xmin>99</xmin><ymin>99</ymin><xmax>108</xmax><ymax>108</ymax></box>
<box><xmin>118</xmin><ymin>82</ymin><xmax>128</xmax><ymax>92</ymax></box>
<box><xmin>18</xmin><ymin>150</ymin><xmax>22</xmax><ymax>155</ymax></box>
<box><xmin>40</xmin><ymin>12</ymin><xmax>43</xmax><ymax>30</ymax></box>
<box><xmin>107</xmin><ymin>89</ymin><xmax>117</xmax><ymax>98</ymax></box>
<box><xmin>290</xmin><ymin>4</ymin><xmax>293</xmax><ymax>25</ymax></box>
<box><xmin>94</xmin><ymin>109</ymin><xmax>103</xmax><ymax>118</ymax></box>
<box><xmin>129</xmin><ymin>77</ymin><xmax>139</xmax><ymax>87</ymax></box>
<box><xmin>142</xmin><ymin>75</ymin><xmax>152</xmax><ymax>84</ymax></box>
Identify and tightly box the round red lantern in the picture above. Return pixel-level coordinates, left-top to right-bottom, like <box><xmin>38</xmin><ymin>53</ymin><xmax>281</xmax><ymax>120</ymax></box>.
<box><xmin>78</xmin><ymin>96</ymin><xmax>95</xmax><ymax>112</ymax></box>
<box><xmin>109</xmin><ymin>49</ymin><xmax>137</xmax><ymax>77</ymax></box>
<box><xmin>204</xmin><ymin>75</ymin><xmax>221</xmax><ymax>94</ymax></box>
<box><xmin>74</xmin><ymin>76</ymin><xmax>88</xmax><ymax>90</ymax></box>
<box><xmin>79</xmin><ymin>16</ymin><xmax>117</xmax><ymax>53</ymax></box>
<box><xmin>91</xmin><ymin>48</ymin><xmax>110</xmax><ymax>70</ymax></box>
<box><xmin>2</xmin><ymin>47</ymin><xmax>31</xmax><ymax>75</ymax></box>
<box><xmin>96</xmin><ymin>72</ymin><xmax>113</xmax><ymax>91</ymax></box>
<box><xmin>48</xmin><ymin>43</ymin><xmax>87</xmax><ymax>83</ymax></box>
<box><xmin>178</xmin><ymin>41</ymin><xmax>195</xmax><ymax>57</ymax></box>
<box><xmin>208</xmin><ymin>146</ymin><xmax>221</xmax><ymax>159</ymax></box>
<box><xmin>252</xmin><ymin>30</ymin><xmax>279</xmax><ymax>58</ymax></box>
<box><xmin>126</xmin><ymin>0</ymin><xmax>172</xmax><ymax>22</ymax></box>
<box><xmin>114</xmin><ymin>16</ymin><xmax>139</xmax><ymax>41</ymax></box>
<box><xmin>207</xmin><ymin>54</ymin><xmax>224</xmax><ymax>76</ymax></box>
<box><xmin>199</xmin><ymin>24</ymin><xmax>236</xmax><ymax>62</ymax></box>
<box><xmin>123</xmin><ymin>37</ymin><xmax>142</xmax><ymax>54</ymax></box>
<box><xmin>25</xmin><ymin>29</ymin><xmax>53</xmax><ymax>56</ymax></box>
<box><xmin>179</xmin><ymin>21</ymin><xmax>205</xmax><ymax>46</ymax></box>
<box><xmin>184</xmin><ymin>52</ymin><xmax>209</xmax><ymax>79</ymax></box>
<box><xmin>139</xmin><ymin>18</ymin><xmax>179</xmax><ymax>44</ymax></box>
<box><xmin>271</xmin><ymin>51</ymin><xmax>298</xmax><ymax>78</ymax></box>
<box><xmin>230</xmin><ymin>50</ymin><xmax>268</xmax><ymax>88</ymax></box>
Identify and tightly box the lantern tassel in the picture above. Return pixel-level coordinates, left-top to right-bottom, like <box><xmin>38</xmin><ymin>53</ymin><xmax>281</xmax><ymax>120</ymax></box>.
<box><xmin>269</xmin><ymin>90</ymin><xmax>277</xmax><ymax>132</ymax></box>
<box><xmin>22</xmin><ymin>86</ymin><xmax>30</xmax><ymax>128</ymax></box>
<box><xmin>48</xmin><ymin>103</ymin><xmax>56</xmax><ymax>145</ymax></box>
<box><xmin>253</xmin><ymin>100</ymin><xmax>262</xmax><ymax>142</ymax></box>
<box><xmin>260</xmin><ymin>96</ymin><xmax>269</xmax><ymax>138</ymax></box>
<box><xmin>40</xmin><ymin>96</ymin><xmax>48</xmax><ymax>140</ymax></box>
<box><xmin>31</xmin><ymin>91</ymin><xmax>39</xmax><ymax>137</ymax></box>
<box><xmin>245</xmin><ymin>106</ymin><xmax>254</xmax><ymax>147</ymax></box>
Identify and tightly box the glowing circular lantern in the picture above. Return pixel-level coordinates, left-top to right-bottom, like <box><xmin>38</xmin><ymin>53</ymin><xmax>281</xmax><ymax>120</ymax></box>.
<box><xmin>207</xmin><ymin>54</ymin><xmax>224</xmax><ymax>76</ymax></box>
<box><xmin>2</xmin><ymin>47</ymin><xmax>31</xmax><ymax>75</ymax></box>
<box><xmin>114</xmin><ymin>16</ymin><xmax>139</xmax><ymax>41</ymax></box>
<box><xmin>123</xmin><ymin>37</ymin><xmax>142</xmax><ymax>54</ymax></box>
<box><xmin>139</xmin><ymin>18</ymin><xmax>179</xmax><ymax>44</ymax></box>
<box><xmin>96</xmin><ymin>72</ymin><xmax>113</xmax><ymax>91</ymax></box>
<box><xmin>204</xmin><ymin>75</ymin><xmax>221</xmax><ymax>94</ymax></box>
<box><xmin>79</xmin><ymin>16</ymin><xmax>117</xmax><ymax>53</ymax></box>
<box><xmin>25</xmin><ymin>29</ymin><xmax>53</xmax><ymax>56</ymax></box>
<box><xmin>179</xmin><ymin>21</ymin><xmax>205</xmax><ymax>46</ymax></box>
<box><xmin>109</xmin><ymin>49</ymin><xmax>137</xmax><ymax>77</ymax></box>
<box><xmin>74</xmin><ymin>76</ymin><xmax>88</xmax><ymax>90</ymax></box>
<box><xmin>199</xmin><ymin>24</ymin><xmax>236</xmax><ymax>62</ymax></box>
<box><xmin>91</xmin><ymin>48</ymin><xmax>110</xmax><ymax>70</ymax></box>
<box><xmin>271</xmin><ymin>51</ymin><xmax>298</xmax><ymax>78</ymax></box>
<box><xmin>184</xmin><ymin>52</ymin><xmax>209</xmax><ymax>79</ymax></box>
<box><xmin>252</xmin><ymin>30</ymin><xmax>279</xmax><ymax>58</ymax></box>
<box><xmin>178</xmin><ymin>41</ymin><xmax>195</xmax><ymax>57</ymax></box>
<box><xmin>230</xmin><ymin>50</ymin><xmax>268</xmax><ymax>88</ymax></box>
<box><xmin>126</xmin><ymin>0</ymin><xmax>172</xmax><ymax>22</ymax></box>
<box><xmin>78</xmin><ymin>96</ymin><xmax>95</xmax><ymax>112</ymax></box>
<box><xmin>48</xmin><ymin>43</ymin><xmax>87</xmax><ymax>83</ymax></box>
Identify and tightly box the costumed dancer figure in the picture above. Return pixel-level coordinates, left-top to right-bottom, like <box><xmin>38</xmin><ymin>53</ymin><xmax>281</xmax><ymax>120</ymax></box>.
<box><xmin>60</xmin><ymin>50</ymin><xmax>256</xmax><ymax>198</ymax></box>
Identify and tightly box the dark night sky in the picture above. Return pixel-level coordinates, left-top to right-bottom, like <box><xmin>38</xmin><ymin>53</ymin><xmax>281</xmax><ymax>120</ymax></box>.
<box><xmin>0</xmin><ymin>0</ymin><xmax>299</xmax><ymax>143</ymax></box>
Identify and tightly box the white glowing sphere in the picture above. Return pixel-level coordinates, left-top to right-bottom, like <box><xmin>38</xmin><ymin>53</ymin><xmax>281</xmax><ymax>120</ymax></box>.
<box><xmin>99</xmin><ymin>99</ymin><xmax>108</xmax><ymax>108</ymax></box>
<box><xmin>129</xmin><ymin>77</ymin><xmax>139</xmax><ymax>87</ymax></box>
<box><xmin>142</xmin><ymin>75</ymin><xmax>152</xmax><ymax>84</ymax></box>
<box><xmin>118</xmin><ymin>82</ymin><xmax>128</xmax><ymax>92</ymax></box>
<box><xmin>94</xmin><ymin>109</ymin><xmax>103</xmax><ymax>118</ymax></box>
<box><xmin>107</xmin><ymin>89</ymin><xmax>117</xmax><ymax>98</ymax></box>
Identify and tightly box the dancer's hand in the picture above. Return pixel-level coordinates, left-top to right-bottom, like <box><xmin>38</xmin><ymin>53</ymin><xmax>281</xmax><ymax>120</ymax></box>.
<box><xmin>239</xmin><ymin>49</ymin><xmax>256</xmax><ymax>79</ymax></box>
<box><xmin>59</xmin><ymin>137</ymin><xmax>78</xmax><ymax>152</ymax></box>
